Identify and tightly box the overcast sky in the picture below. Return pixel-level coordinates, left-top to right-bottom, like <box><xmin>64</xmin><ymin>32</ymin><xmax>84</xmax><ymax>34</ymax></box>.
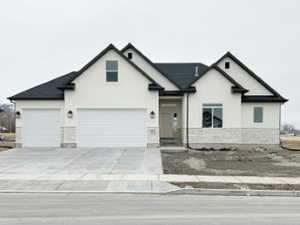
<box><xmin>0</xmin><ymin>0</ymin><xmax>299</xmax><ymax>127</ymax></box>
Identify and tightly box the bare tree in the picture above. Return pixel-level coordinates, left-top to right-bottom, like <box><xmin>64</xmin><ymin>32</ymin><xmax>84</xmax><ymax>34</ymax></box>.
<box><xmin>0</xmin><ymin>104</ymin><xmax>15</xmax><ymax>133</ymax></box>
<box><xmin>282</xmin><ymin>123</ymin><xmax>296</xmax><ymax>134</ymax></box>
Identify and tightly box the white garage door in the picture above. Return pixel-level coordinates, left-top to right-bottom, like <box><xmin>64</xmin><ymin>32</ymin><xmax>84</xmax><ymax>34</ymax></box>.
<box><xmin>78</xmin><ymin>109</ymin><xmax>147</xmax><ymax>147</ymax></box>
<box><xmin>23</xmin><ymin>109</ymin><xmax>61</xmax><ymax>147</ymax></box>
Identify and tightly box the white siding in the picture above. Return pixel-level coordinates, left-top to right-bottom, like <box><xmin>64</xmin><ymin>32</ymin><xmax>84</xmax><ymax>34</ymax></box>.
<box><xmin>217</xmin><ymin>57</ymin><xmax>273</xmax><ymax>95</ymax></box>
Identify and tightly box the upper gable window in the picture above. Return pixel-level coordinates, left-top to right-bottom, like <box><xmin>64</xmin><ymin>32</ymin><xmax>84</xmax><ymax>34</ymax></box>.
<box><xmin>225</xmin><ymin>61</ymin><xmax>230</xmax><ymax>69</ymax></box>
<box><xmin>128</xmin><ymin>52</ymin><xmax>133</xmax><ymax>60</ymax></box>
<box><xmin>106</xmin><ymin>60</ymin><xmax>118</xmax><ymax>82</ymax></box>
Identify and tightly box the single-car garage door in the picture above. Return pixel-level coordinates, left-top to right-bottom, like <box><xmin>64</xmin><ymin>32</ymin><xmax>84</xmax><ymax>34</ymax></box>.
<box><xmin>23</xmin><ymin>109</ymin><xmax>61</xmax><ymax>147</ymax></box>
<box><xmin>77</xmin><ymin>109</ymin><xmax>147</xmax><ymax>147</ymax></box>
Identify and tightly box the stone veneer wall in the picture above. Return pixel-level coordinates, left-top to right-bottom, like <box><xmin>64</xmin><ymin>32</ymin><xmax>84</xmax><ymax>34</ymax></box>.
<box><xmin>182</xmin><ymin>128</ymin><xmax>280</xmax><ymax>148</ymax></box>
<box><xmin>15</xmin><ymin>127</ymin><xmax>22</xmax><ymax>148</ymax></box>
<box><xmin>61</xmin><ymin>126</ymin><xmax>77</xmax><ymax>148</ymax></box>
<box><xmin>147</xmin><ymin>127</ymin><xmax>160</xmax><ymax>148</ymax></box>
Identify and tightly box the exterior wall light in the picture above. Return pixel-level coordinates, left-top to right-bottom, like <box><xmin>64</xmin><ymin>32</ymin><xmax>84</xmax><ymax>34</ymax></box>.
<box><xmin>15</xmin><ymin>111</ymin><xmax>21</xmax><ymax>119</ymax></box>
<box><xmin>67</xmin><ymin>110</ymin><xmax>73</xmax><ymax>118</ymax></box>
<box><xmin>150</xmin><ymin>111</ymin><xmax>155</xmax><ymax>119</ymax></box>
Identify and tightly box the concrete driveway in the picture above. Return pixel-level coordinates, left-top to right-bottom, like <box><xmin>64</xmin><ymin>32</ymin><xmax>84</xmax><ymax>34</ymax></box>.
<box><xmin>0</xmin><ymin>148</ymin><xmax>163</xmax><ymax>174</ymax></box>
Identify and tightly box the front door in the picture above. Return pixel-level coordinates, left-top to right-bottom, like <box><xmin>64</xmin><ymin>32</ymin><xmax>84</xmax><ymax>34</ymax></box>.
<box><xmin>159</xmin><ymin>101</ymin><xmax>181</xmax><ymax>140</ymax></box>
<box><xmin>159</xmin><ymin>112</ymin><xmax>174</xmax><ymax>138</ymax></box>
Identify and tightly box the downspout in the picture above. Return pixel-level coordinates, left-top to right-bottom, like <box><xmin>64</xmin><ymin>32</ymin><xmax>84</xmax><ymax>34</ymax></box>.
<box><xmin>186</xmin><ymin>93</ymin><xmax>191</xmax><ymax>149</ymax></box>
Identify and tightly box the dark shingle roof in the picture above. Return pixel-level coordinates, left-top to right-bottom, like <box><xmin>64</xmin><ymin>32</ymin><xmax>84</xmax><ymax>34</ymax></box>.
<box><xmin>8</xmin><ymin>72</ymin><xmax>78</xmax><ymax>100</ymax></box>
<box><xmin>155</xmin><ymin>63</ymin><xmax>209</xmax><ymax>89</ymax></box>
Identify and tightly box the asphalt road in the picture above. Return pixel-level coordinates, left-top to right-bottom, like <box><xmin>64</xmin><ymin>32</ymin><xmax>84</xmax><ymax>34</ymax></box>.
<box><xmin>0</xmin><ymin>193</ymin><xmax>300</xmax><ymax>225</ymax></box>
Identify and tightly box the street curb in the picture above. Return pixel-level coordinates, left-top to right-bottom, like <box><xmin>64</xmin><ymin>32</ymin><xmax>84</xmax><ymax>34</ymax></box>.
<box><xmin>0</xmin><ymin>190</ymin><xmax>164</xmax><ymax>194</ymax></box>
<box><xmin>0</xmin><ymin>188</ymin><xmax>300</xmax><ymax>197</ymax></box>
<box><xmin>166</xmin><ymin>188</ymin><xmax>300</xmax><ymax>197</ymax></box>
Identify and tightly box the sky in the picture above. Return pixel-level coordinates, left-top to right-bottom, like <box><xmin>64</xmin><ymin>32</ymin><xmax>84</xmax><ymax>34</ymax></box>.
<box><xmin>0</xmin><ymin>0</ymin><xmax>299</xmax><ymax>127</ymax></box>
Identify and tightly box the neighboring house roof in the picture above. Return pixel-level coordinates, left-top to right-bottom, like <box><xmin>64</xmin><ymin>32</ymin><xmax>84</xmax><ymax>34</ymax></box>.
<box><xmin>215</xmin><ymin>51</ymin><xmax>288</xmax><ymax>102</ymax></box>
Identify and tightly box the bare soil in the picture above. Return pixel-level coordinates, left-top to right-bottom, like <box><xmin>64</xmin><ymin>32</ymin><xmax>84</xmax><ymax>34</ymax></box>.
<box><xmin>162</xmin><ymin>147</ymin><xmax>300</xmax><ymax>177</ymax></box>
<box><xmin>171</xmin><ymin>182</ymin><xmax>300</xmax><ymax>190</ymax></box>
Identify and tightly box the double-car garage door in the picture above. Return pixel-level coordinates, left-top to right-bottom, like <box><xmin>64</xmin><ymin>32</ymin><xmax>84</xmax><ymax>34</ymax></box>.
<box><xmin>22</xmin><ymin>109</ymin><xmax>147</xmax><ymax>147</ymax></box>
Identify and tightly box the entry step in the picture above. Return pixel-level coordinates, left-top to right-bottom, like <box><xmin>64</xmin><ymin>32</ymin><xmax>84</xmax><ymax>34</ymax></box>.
<box><xmin>159</xmin><ymin>146</ymin><xmax>188</xmax><ymax>152</ymax></box>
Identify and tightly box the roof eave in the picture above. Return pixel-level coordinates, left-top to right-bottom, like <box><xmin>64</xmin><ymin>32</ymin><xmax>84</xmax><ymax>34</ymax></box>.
<box><xmin>242</xmin><ymin>95</ymin><xmax>288</xmax><ymax>103</ymax></box>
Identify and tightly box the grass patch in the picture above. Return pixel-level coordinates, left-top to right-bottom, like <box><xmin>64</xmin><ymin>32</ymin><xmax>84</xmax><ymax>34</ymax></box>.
<box><xmin>281</xmin><ymin>136</ymin><xmax>300</xmax><ymax>150</ymax></box>
<box><xmin>0</xmin><ymin>133</ymin><xmax>15</xmax><ymax>142</ymax></box>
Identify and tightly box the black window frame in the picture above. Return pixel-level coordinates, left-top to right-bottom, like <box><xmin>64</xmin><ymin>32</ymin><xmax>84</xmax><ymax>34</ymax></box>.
<box><xmin>106</xmin><ymin>60</ymin><xmax>118</xmax><ymax>82</ymax></box>
<box><xmin>202</xmin><ymin>104</ymin><xmax>223</xmax><ymax>128</ymax></box>
<box><xmin>225</xmin><ymin>61</ymin><xmax>230</xmax><ymax>69</ymax></box>
<box><xmin>128</xmin><ymin>52</ymin><xmax>133</xmax><ymax>59</ymax></box>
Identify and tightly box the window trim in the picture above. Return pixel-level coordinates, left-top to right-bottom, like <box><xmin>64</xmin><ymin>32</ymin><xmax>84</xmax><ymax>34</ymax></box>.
<box><xmin>202</xmin><ymin>104</ymin><xmax>223</xmax><ymax>128</ymax></box>
<box><xmin>106</xmin><ymin>60</ymin><xmax>118</xmax><ymax>82</ymax></box>
<box><xmin>253</xmin><ymin>106</ymin><xmax>263</xmax><ymax>123</ymax></box>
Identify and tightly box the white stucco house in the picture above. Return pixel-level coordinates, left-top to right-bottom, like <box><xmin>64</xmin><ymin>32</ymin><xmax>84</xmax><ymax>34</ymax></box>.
<box><xmin>8</xmin><ymin>43</ymin><xmax>288</xmax><ymax>149</ymax></box>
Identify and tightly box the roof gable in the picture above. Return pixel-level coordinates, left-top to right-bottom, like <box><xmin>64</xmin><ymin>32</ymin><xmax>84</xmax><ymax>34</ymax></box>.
<box><xmin>68</xmin><ymin>44</ymin><xmax>161</xmax><ymax>87</ymax></box>
<box><xmin>215</xmin><ymin>51</ymin><xmax>287</xmax><ymax>101</ymax></box>
<box><xmin>121</xmin><ymin>43</ymin><xmax>180</xmax><ymax>90</ymax></box>
<box><xmin>189</xmin><ymin>65</ymin><xmax>248</xmax><ymax>94</ymax></box>
<box><xmin>8</xmin><ymin>44</ymin><xmax>163</xmax><ymax>100</ymax></box>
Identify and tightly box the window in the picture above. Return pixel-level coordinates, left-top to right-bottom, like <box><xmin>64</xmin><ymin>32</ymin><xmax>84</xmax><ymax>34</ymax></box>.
<box><xmin>106</xmin><ymin>60</ymin><xmax>118</xmax><ymax>82</ymax></box>
<box><xmin>254</xmin><ymin>107</ymin><xmax>263</xmax><ymax>123</ymax></box>
<box><xmin>202</xmin><ymin>104</ymin><xmax>223</xmax><ymax>128</ymax></box>
<box><xmin>128</xmin><ymin>52</ymin><xmax>133</xmax><ymax>59</ymax></box>
<box><xmin>225</xmin><ymin>61</ymin><xmax>230</xmax><ymax>69</ymax></box>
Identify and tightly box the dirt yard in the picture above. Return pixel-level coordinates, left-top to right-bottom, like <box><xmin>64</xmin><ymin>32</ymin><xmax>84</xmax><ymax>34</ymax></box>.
<box><xmin>0</xmin><ymin>133</ymin><xmax>15</xmax><ymax>152</ymax></box>
<box><xmin>162</xmin><ymin>147</ymin><xmax>300</xmax><ymax>177</ymax></box>
<box><xmin>281</xmin><ymin>136</ymin><xmax>300</xmax><ymax>149</ymax></box>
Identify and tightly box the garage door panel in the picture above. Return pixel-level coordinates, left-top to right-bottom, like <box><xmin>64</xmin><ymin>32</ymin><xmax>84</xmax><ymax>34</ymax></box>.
<box><xmin>78</xmin><ymin>109</ymin><xmax>147</xmax><ymax>147</ymax></box>
<box><xmin>23</xmin><ymin>109</ymin><xmax>61</xmax><ymax>147</ymax></box>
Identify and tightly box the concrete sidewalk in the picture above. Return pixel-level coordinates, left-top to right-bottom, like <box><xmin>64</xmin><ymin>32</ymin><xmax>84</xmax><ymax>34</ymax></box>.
<box><xmin>0</xmin><ymin>173</ymin><xmax>300</xmax><ymax>193</ymax></box>
<box><xmin>0</xmin><ymin>173</ymin><xmax>300</xmax><ymax>184</ymax></box>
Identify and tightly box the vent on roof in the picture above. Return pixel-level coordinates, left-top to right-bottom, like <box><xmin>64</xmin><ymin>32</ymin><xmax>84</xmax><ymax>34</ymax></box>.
<box><xmin>194</xmin><ymin>66</ymin><xmax>199</xmax><ymax>77</ymax></box>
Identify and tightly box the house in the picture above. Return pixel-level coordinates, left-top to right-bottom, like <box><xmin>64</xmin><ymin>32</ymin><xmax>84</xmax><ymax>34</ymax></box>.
<box><xmin>8</xmin><ymin>43</ymin><xmax>288</xmax><ymax>149</ymax></box>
